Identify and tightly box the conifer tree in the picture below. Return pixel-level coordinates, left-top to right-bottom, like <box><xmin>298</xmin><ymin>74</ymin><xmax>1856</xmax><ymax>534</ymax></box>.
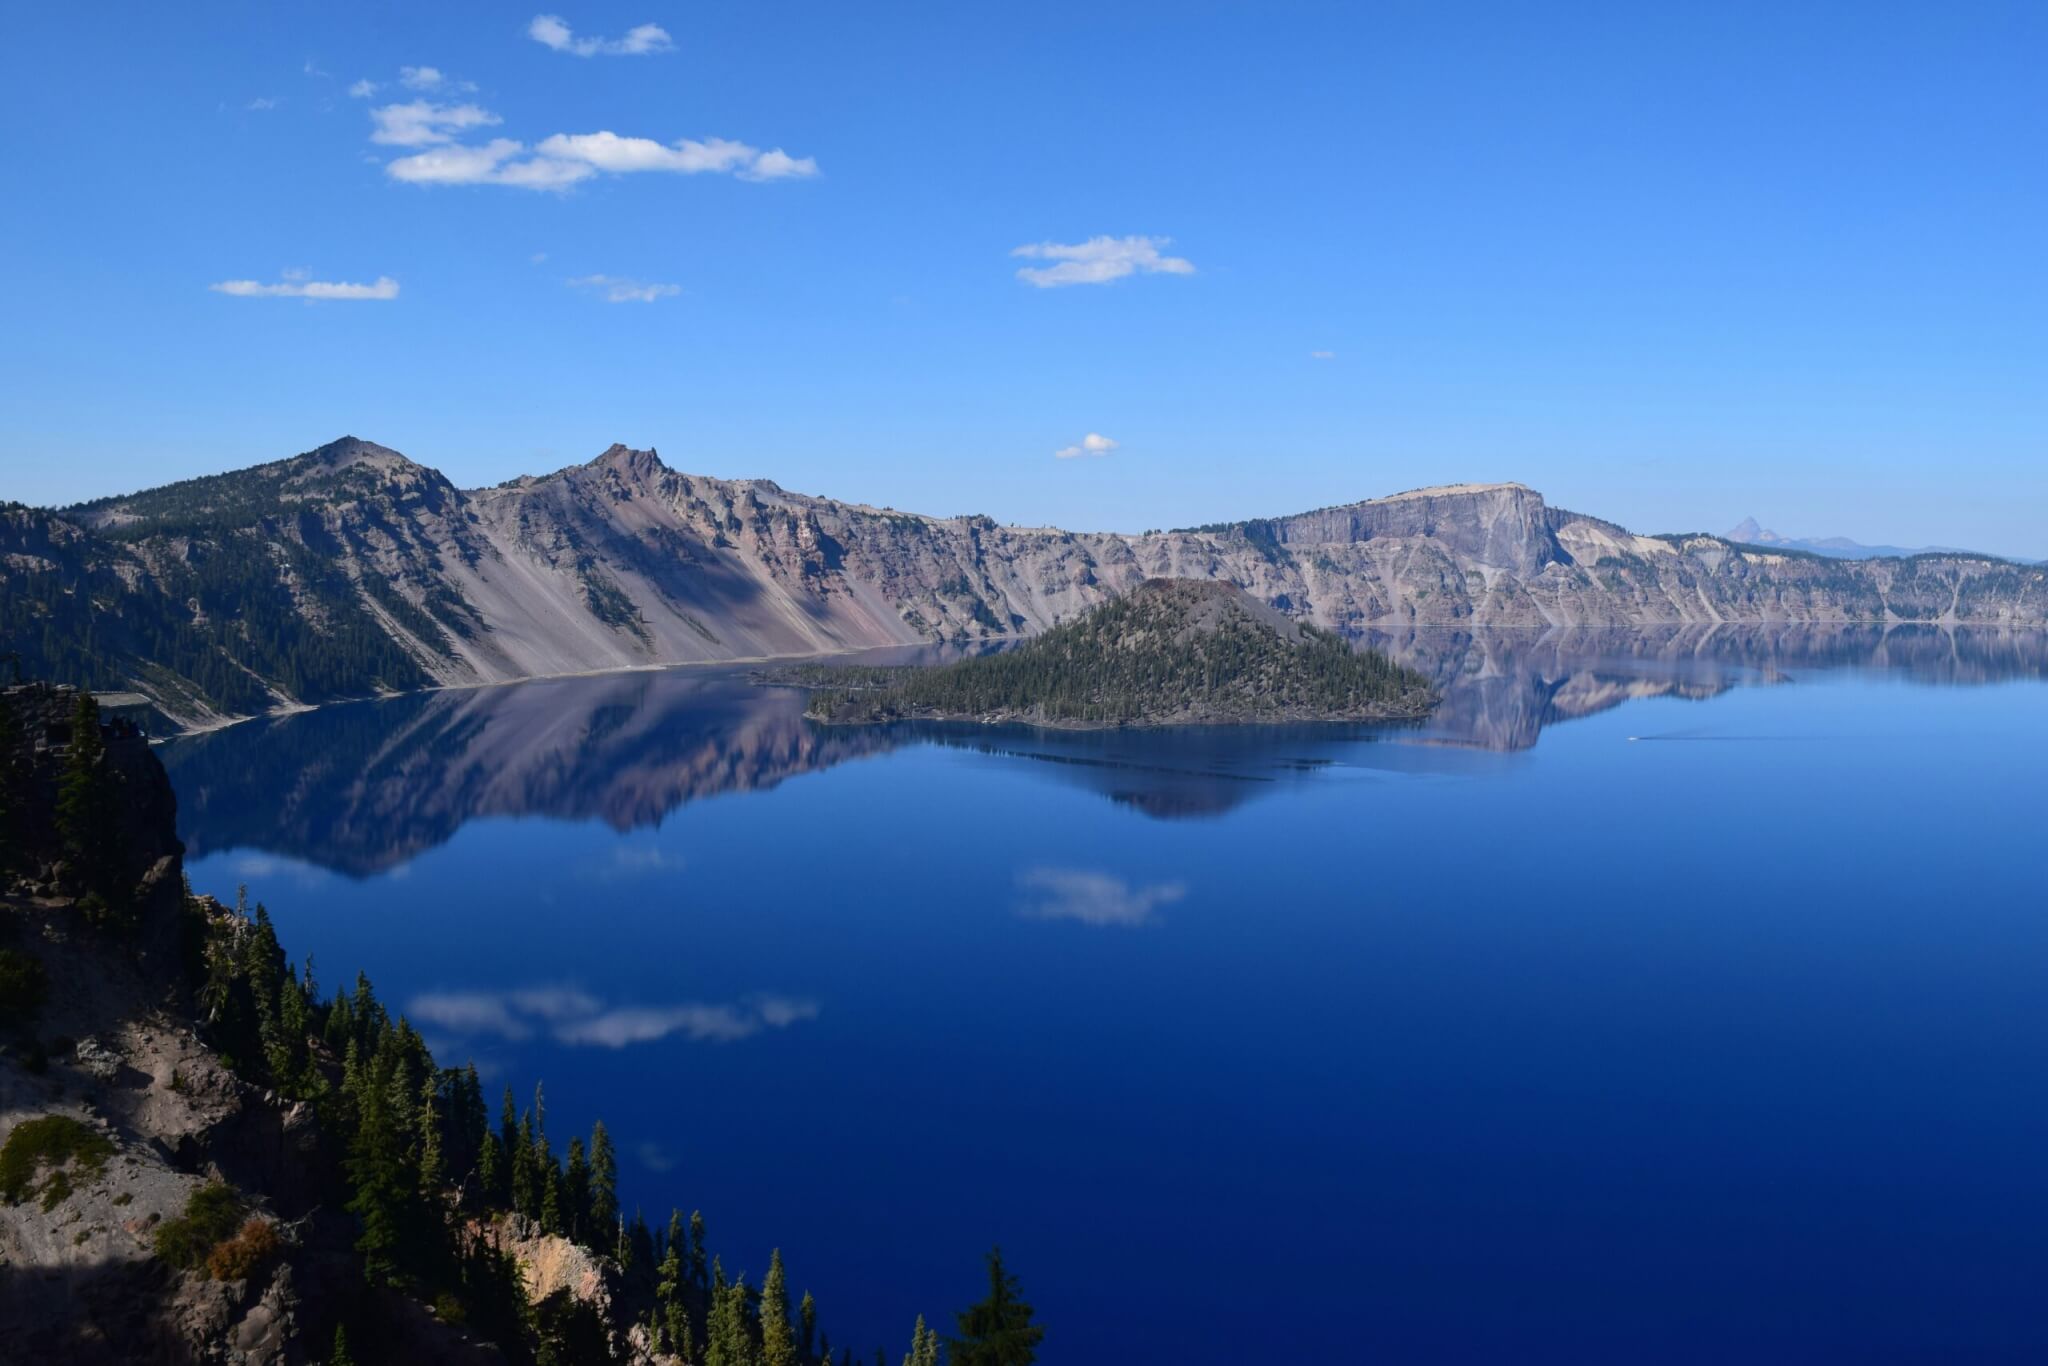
<box><xmin>478</xmin><ymin>1128</ymin><xmax>505</xmax><ymax>1209</ymax></box>
<box><xmin>329</xmin><ymin>1323</ymin><xmax>356</xmax><ymax>1366</ymax></box>
<box><xmin>564</xmin><ymin>1137</ymin><xmax>591</xmax><ymax>1242</ymax></box>
<box><xmin>346</xmin><ymin>1060</ymin><xmax>420</xmax><ymax>1286</ymax></box>
<box><xmin>627</xmin><ymin>1207</ymin><xmax>652</xmax><ymax>1271</ymax></box>
<box><xmin>541</xmin><ymin>1158</ymin><xmax>565</xmax><ymax>1236</ymax></box>
<box><xmin>588</xmin><ymin>1119</ymin><xmax>619</xmax><ymax>1235</ymax></box>
<box><xmin>799</xmin><ymin>1291</ymin><xmax>817</xmax><ymax>1357</ymax></box>
<box><xmin>949</xmin><ymin>1248</ymin><xmax>1043</xmax><ymax>1366</ymax></box>
<box><xmin>656</xmin><ymin>1222</ymin><xmax>686</xmax><ymax>1351</ymax></box>
<box><xmin>500</xmin><ymin>1086</ymin><xmax>520</xmax><ymax>1161</ymax></box>
<box><xmin>707</xmin><ymin>1271</ymin><xmax>751</xmax><ymax>1366</ymax></box>
<box><xmin>417</xmin><ymin>1073</ymin><xmax>445</xmax><ymax>1193</ymax></box>
<box><xmin>689</xmin><ymin>1209</ymin><xmax>709</xmax><ymax>1290</ymax></box>
<box><xmin>761</xmin><ymin>1248</ymin><xmax>797</xmax><ymax>1366</ymax></box>
<box><xmin>511</xmin><ymin>1117</ymin><xmax>536</xmax><ymax>1217</ymax></box>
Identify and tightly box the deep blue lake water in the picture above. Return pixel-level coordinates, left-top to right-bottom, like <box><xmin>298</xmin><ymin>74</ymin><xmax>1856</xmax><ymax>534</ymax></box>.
<box><xmin>163</xmin><ymin>626</ymin><xmax>2048</xmax><ymax>1364</ymax></box>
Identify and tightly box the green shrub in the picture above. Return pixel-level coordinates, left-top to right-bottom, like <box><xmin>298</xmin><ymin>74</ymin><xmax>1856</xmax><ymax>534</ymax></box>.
<box><xmin>153</xmin><ymin>1181</ymin><xmax>245</xmax><ymax>1269</ymax></box>
<box><xmin>0</xmin><ymin>947</ymin><xmax>48</xmax><ymax>1026</ymax></box>
<box><xmin>0</xmin><ymin>1114</ymin><xmax>114</xmax><ymax>1206</ymax></box>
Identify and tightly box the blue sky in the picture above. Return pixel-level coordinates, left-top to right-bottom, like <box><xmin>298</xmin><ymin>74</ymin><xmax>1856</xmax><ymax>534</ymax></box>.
<box><xmin>2</xmin><ymin>2</ymin><xmax>2043</xmax><ymax>552</ymax></box>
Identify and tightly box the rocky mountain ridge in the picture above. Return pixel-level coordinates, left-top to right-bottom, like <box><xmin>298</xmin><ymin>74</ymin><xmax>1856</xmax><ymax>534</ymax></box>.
<box><xmin>9</xmin><ymin>437</ymin><xmax>2047</xmax><ymax>729</ymax></box>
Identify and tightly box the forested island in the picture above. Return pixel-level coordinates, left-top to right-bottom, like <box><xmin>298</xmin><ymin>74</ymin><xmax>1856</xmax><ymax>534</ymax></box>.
<box><xmin>799</xmin><ymin>579</ymin><xmax>1436</xmax><ymax>728</ymax></box>
<box><xmin>0</xmin><ymin>684</ymin><xmax>1043</xmax><ymax>1364</ymax></box>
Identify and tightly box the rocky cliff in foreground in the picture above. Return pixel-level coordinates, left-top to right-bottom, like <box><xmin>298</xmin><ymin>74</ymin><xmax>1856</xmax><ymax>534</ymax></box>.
<box><xmin>7</xmin><ymin>437</ymin><xmax>2045</xmax><ymax>729</ymax></box>
<box><xmin>0</xmin><ymin>686</ymin><xmax>859</xmax><ymax>1363</ymax></box>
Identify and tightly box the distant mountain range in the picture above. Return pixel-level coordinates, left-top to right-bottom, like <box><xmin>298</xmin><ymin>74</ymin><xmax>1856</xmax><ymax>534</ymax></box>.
<box><xmin>1720</xmin><ymin>516</ymin><xmax>2033</xmax><ymax>564</ymax></box>
<box><xmin>5</xmin><ymin>436</ymin><xmax>2046</xmax><ymax>729</ymax></box>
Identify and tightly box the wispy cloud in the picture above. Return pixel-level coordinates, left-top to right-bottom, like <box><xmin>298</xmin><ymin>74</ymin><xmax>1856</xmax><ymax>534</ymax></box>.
<box><xmin>1016</xmin><ymin>867</ymin><xmax>1186</xmax><ymax>927</ymax></box>
<box><xmin>529</xmin><ymin>14</ymin><xmax>675</xmax><ymax>57</ymax></box>
<box><xmin>538</xmin><ymin>131</ymin><xmax>818</xmax><ymax>181</ymax></box>
<box><xmin>246</xmin><ymin>96</ymin><xmax>283</xmax><ymax>112</ymax></box>
<box><xmin>1310</xmin><ymin>350</ymin><xmax>1336</xmax><ymax>360</ymax></box>
<box><xmin>407</xmin><ymin>984</ymin><xmax>820</xmax><ymax>1048</ymax></box>
<box><xmin>348</xmin><ymin>78</ymin><xmax>379</xmax><ymax>99</ymax></box>
<box><xmin>210</xmin><ymin>274</ymin><xmax>400</xmax><ymax>300</ymax></box>
<box><xmin>570</xmin><ymin>274</ymin><xmax>680</xmax><ymax>304</ymax></box>
<box><xmin>399</xmin><ymin>65</ymin><xmax>454</xmax><ymax>90</ymax></box>
<box><xmin>1054</xmin><ymin>433</ymin><xmax>1118</xmax><ymax>460</ymax></box>
<box><xmin>370</xmin><ymin>99</ymin><xmax>503</xmax><ymax>147</ymax></box>
<box><xmin>1011</xmin><ymin>235</ymin><xmax>1195</xmax><ymax>288</ymax></box>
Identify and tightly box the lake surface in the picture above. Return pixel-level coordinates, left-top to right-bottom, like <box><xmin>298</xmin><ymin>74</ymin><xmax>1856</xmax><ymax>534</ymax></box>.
<box><xmin>163</xmin><ymin>625</ymin><xmax>2048</xmax><ymax>1364</ymax></box>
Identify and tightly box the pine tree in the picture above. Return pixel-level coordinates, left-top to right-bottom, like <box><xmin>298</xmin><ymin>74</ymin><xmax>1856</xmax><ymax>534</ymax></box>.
<box><xmin>656</xmin><ymin>1219</ymin><xmax>687</xmax><ymax>1352</ymax></box>
<box><xmin>329</xmin><ymin>1323</ymin><xmax>356</xmax><ymax>1366</ymax></box>
<box><xmin>478</xmin><ymin>1129</ymin><xmax>505</xmax><ymax>1209</ymax></box>
<box><xmin>588</xmin><ymin>1119</ymin><xmax>619</xmax><ymax>1235</ymax></box>
<box><xmin>707</xmin><ymin>1271</ymin><xmax>751</xmax><ymax>1366</ymax></box>
<box><xmin>628</xmin><ymin>1207</ymin><xmax>653</xmax><ymax>1271</ymax></box>
<box><xmin>689</xmin><ymin>1209</ymin><xmax>709</xmax><ymax>1290</ymax></box>
<box><xmin>500</xmin><ymin>1086</ymin><xmax>520</xmax><ymax>1162</ymax></box>
<box><xmin>799</xmin><ymin>1290</ymin><xmax>817</xmax><ymax>1358</ymax></box>
<box><xmin>540</xmin><ymin>1158</ymin><xmax>565</xmax><ymax>1236</ymax></box>
<box><xmin>417</xmin><ymin>1072</ymin><xmax>445</xmax><ymax>1193</ymax></box>
<box><xmin>949</xmin><ymin>1248</ymin><xmax>1043</xmax><ymax>1366</ymax></box>
<box><xmin>345</xmin><ymin>1058</ymin><xmax>420</xmax><ymax>1287</ymax></box>
<box><xmin>512</xmin><ymin>1111</ymin><xmax>537</xmax><ymax>1217</ymax></box>
<box><xmin>564</xmin><ymin>1137</ymin><xmax>591</xmax><ymax>1242</ymax></box>
<box><xmin>761</xmin><ymin>1248</ymin><xmax>797</xmax><ymax>1366</ymax></box>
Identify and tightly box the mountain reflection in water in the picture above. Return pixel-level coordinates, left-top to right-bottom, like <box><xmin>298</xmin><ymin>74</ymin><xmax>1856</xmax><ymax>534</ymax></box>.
<box><xmin>161</xmin><ymin>623</ymin><xmax>2048</xmax><ymax>875</ymax></box>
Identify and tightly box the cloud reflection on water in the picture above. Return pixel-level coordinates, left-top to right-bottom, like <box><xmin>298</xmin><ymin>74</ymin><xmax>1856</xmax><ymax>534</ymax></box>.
<box><xmin>1016</xmin><ymin>867</ymin><xmax>1188</xmax><ymax>927</ymax></box>
<box><xmin>408</xmin><ymin>984</ymin><xmax>819</xmax><ymax>1048</ymax></box>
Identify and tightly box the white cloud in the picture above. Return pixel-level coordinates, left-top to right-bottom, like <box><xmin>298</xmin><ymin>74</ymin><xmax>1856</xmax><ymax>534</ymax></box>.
<box><xmin>1310</xmin><ymin>350</ymin><xmax>1336</xmax><ymax>360</ymax></box>
<box><xmin>383</xmin><ymin>137</ymin><xmax>593</xmax><ymax>189</ymax></box>
<box><xmin>1054</xmin><ymin>432</ymin><xmax>1118</xmax><ymax>460</ymax></box>
<box><xmin>407</xmin><ymin>983</ymin><xmax>818</xmax><ymax>1048</ymax></box>
<box><xmin>370</xmin><ymin>99</ymin><xmax>503</xmax><ymax>147</ymax></box>
<box><xmin>384</xmin><ymin>126</ymin><xmax>816</xmax><ymax>192</ymax></box>
<box><xmin>246</xmin><ymin>96</ymin><xmax>282</xmax><ymax>111</ymax></box>
<box><xmin>536</xmin><ymin>131</ymin><xmax>817</xmax><ymax>181</ymax></box>
<box><xmin>529</xmin><ymin>14</ymin><xmax>675</xmax><ymax>57</ymax></box>
<box><xmin>400</xmin><ymin>65</ymin><xmax>445</xmax><ymax>89</ymax></box>
<box><xmin>210</xmin><ymin>274</ymin><xmax>400</xmax><ymax>300</ymax></box>
<box><xmin>741</xmin><ymin>147</ymin><xmax>820</xmax><ymax>182</ymax></box>
<box><xmin>1016</xmin><ymin>867</ymin><xmax>1186</xmax><ymax>926</ymax></box>
<box><xmin>570</xmin><ymin>274</ymin><xmax>680</xmax><ymax>303</ymax></box>
<box><xmin>537</xmin><ymin>130</ymin><xmax>750</xmax><ymax>173</ymax></box>
<box><xmin>530</xmin><ymin>251</ymin><xmax>549</xmax><ymax>264</ymax></box>
<box><xmin>348</xmin><ymin>78</ymin><xmax>378</xmax><ymax>99</ymax></box>
<box><xmin>1011</xmin><ymin>235</ymin><xmax>1196</xmax><ymax>288</ymax></box>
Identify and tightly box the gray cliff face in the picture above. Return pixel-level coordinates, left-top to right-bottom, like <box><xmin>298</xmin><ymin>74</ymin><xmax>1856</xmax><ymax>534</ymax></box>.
<box><xmin>16</xmin><ymin>439</ymin><xmax>2048</xmax><ymax>727</ymax></box>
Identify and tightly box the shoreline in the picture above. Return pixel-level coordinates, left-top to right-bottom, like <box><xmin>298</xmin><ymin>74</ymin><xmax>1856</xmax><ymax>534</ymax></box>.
<box><xmin>147</xmin><ymin>613</ymin><xmax>2045</xmax><ymax>744</ymax></box>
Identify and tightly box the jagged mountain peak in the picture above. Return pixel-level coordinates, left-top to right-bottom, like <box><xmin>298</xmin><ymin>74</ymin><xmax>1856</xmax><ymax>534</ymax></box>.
<box><xmin>587</xmin><ymin>442</ymin><xmax>664</xmax><ymax>470</ymax></box>
<box><xmin>303</xmin><ymin>435</ymin><xmax>409</xmax><ymax>468</ymax></box>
